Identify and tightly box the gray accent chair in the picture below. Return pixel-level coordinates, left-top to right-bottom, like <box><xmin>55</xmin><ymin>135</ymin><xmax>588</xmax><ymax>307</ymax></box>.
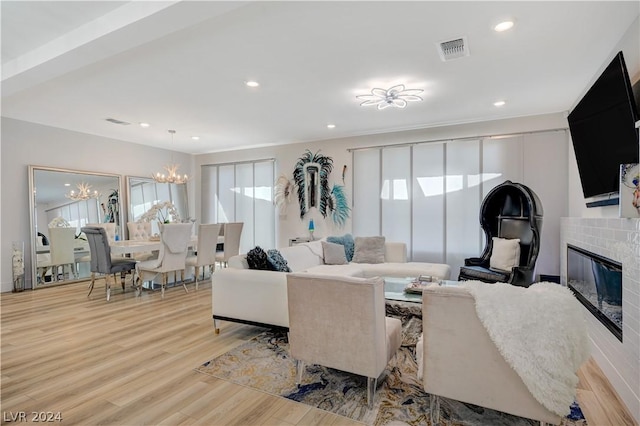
<box><xmin>82</xmin><ymin>226</ymin><xmax>137</xmax><ymax>301</ymax></box>
<box><xmin>286</xmin><ymin>273</ymin><xmax>402</xmax><ymax>408</ymax></box>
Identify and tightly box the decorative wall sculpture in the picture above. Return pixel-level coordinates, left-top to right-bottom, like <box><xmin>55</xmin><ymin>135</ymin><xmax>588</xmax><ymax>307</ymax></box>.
<box><xmin>281</xmin><ymin>149</ymin><xmax>350</xmax><ymax>227</ymax></box>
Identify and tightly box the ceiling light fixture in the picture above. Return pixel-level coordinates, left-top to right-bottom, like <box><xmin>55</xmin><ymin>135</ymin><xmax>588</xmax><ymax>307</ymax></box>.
<box><xmin>494</xmin><ymin>21</ymin><xmax>514</xmax><ymax>32</ymax></box>
<box><xmin>66</xmin><ymin>182</ymin><xmax>100</xmax><ymax>201</ymax></box>
<box><xmin>494</xmin><ymin>100</ymin><xmax>506</xmax><ymax>107</ymax></box>
<box><xmin>153</xmin><ymin>130</ymin><xmax>189</xmax><ymax>185</ymax></box>
<box><xmin>356</xmin><ymin>84</ymin><xmax>423</xmax><ymax>110</ymax></box>
<box><xmin>139</xmin><ymin>122</ymin><xmax>150</xmax><ymax>128</ymax></box>
<box><xmin>327</xmin><ymin>124</ymin><xmax>336</xmax><ymax>129</ymax></box>
<box><xmin>246</xmin><ymin>80</ymin><xmax>260</xmax><ymax>87</ymax></box>
<box><xmin>191</xmin><ymin>136</ymin><xmax>200</xmax><ymax>140</ymax></box>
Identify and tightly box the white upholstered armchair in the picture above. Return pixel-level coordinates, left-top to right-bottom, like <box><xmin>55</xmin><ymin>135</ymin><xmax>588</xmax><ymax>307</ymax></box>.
<box><xmin>286</xmin><ymin>273</ymin><xmax>402</xmax><ymax>408</ymax></box>
<box><xmin>419</xmin><ymin>284</ymin><xmax>589</xmax><ymax>425</ymax></box>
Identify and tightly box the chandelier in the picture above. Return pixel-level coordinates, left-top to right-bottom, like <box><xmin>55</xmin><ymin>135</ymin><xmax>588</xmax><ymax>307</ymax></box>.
<box><xmin>356</xmin><ymin>84</ymin><xmax>423</xmax><ymax>110</ymax></box>
<box><xmin>65</xmin><ymin>182</ymin><xmax>100</xmax><ymax>201</ymax></box>
<box><xmin>153</xmin><ymin>130</ymin><xmax>189</xmax><ymax>185</ymax></box>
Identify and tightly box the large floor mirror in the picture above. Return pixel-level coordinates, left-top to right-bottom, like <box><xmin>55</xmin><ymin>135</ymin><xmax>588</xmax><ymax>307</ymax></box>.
<box><xmin>29</xmin><ymin>166</ymin><xmax>122</xmax><ymax>288</ymax></box>
<box><xmin>125</xmin><ymin>176</ymin><xmax>190</xmax><ymax>237</ymax></box>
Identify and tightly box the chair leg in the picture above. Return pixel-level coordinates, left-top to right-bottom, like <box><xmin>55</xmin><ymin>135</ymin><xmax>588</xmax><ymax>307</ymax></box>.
<box><xmin>120</xmin><ymin>272</ymin><xmax>126</xmax><ymax>291</ymax></box>
<box><xmin>295</xmin><ymin>359</ymin><xmax>305</xmax><ymax>386</ymax></box>
<box><xmin>105</xmin><ymin>274</ymin><xmax>112</xmax><ymax>302</ymax></box>
<box><xmin>161</xmin><ymin>273</ymin><xmax>166</xmax><ymax>299</ymax></box>
<box><xmin>182</xmin><ymin>269</ymin><xmax>189</xmax><ymax>293</ymax></box>
<box><xmin>366</xmin><ymin>377</ymin><xmax>377</xmax><ymax>409</ymax></box>
<box><xmin>87</xmin><ymin>272</ymin><xmax>96</xmax><ymax>297</ymax></box>
<box><xmin>214</xmin><ymin>318</ymin><xmax>220</xmax><ymax>334</ymax></box>
<box><xmin>430</xmin><ymin>394</ymin><xmax>441</xmax><ymax>425</ymax></box>
<box><xmin>194</xmin><ymin>266</ymin><xmax>200</xmax><ymax>291</ymax></box>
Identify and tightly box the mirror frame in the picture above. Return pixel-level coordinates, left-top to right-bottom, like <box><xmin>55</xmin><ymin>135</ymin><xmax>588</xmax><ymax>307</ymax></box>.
<box><xmin>125</xmin><ymin>176</ymin><xmax>190</xmax><ymax>238</ymax></box>
<box><xmin>28</xmin><ymin>165</ymin><xmax>123</xmax><ymax>289</ymax></box>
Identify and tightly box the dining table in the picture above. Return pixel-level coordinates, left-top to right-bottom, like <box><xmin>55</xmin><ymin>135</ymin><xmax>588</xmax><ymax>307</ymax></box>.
<box><xmin>108</xmin><ymin>236</ymin><xmax>221</xmax><ymax>256</ymax></box>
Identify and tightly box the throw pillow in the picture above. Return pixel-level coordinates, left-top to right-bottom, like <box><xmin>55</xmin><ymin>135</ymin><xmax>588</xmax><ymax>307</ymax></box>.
<box><xmin>326</xmin><ymin>233</ymin><xmax>355</xmax><ymax>261</ymax></box>
<box><xmin>246</xmin><ymin>246</ymin><xmax>275</xmax><ymax>271</ymax></box>
<box><xmin>322</xmin><ymin>241</ymin><xmax>348</xmax><ymax>265</ymax></box>
<box><xmin>266</xmin><ymin>249</ymin><xmax>291</xmax><ymax>272</ymax></box>
<box><xmin>352</xmin><ymin>236</ymin><xmax>386</xmax><ymax>264</ymax></box>
<box><xmin>489</xmin><ymin>237</ymin><xmax>521</xmax><ymax>272</ymax></box>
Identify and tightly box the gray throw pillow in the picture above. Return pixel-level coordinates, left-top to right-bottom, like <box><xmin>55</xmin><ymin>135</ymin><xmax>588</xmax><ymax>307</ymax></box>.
<box><xmin>352</xmin><ymin>236</ymin><xmax>386</xmax><ymax>264</ymax></box>
<box><xmin>322</xmin><ymin>241</ymin><xmax>348</xmax><ymax>265</ymax></box>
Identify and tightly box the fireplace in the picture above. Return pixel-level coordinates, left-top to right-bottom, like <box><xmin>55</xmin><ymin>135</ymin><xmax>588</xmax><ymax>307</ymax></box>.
<box><xmin>567</xmin><ymin>244</ymin><xmax>622</xmax><ymax>341</ymax></box>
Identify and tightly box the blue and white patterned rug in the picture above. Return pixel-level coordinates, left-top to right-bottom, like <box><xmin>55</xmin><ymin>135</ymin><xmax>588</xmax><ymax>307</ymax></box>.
<box><xmin>195</xmin><ymin>330</ymin><xmax>587</xmax><ymax>426</ymax></box>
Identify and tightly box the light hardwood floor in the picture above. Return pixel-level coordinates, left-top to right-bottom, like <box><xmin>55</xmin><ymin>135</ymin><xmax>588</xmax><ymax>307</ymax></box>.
<box><xmin>1</xmin><ymin>279</ymin><xmax>635</xmax><ymax>426</ymax></box>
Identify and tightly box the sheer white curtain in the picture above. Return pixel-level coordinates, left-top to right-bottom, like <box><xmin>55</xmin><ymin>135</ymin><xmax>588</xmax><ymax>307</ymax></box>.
<box><xmin>352</xmin><ymin>139</ymin><xmax>486</xmax><ymax>275</ymax></box>
<box><xmin>201</xmin><ymin>160</ymin><xmax>275</xmax><ymax>253</ymax></box>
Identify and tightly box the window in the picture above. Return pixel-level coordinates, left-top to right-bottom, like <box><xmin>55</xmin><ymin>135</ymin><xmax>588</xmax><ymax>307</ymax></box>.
<box><xmin>201</xmin><ymin>160</ymin><xmax>275</xmax><ymax>253</ymax></box>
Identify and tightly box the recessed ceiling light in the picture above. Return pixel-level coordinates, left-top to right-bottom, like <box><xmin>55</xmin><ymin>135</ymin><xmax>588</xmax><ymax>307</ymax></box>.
<box><xmin>139</xmin><ymin>122</ymin><xmax>150</xmax><ymax>128</ymax></box>
<box><xmin>327</xmin><ymin>124</ymin><xmax>336</xmax><ymax>129</ymax></box>
<box><xmin>494</xmin><ymin>21</ymin><xmax>514</xmax><ymax>32</ymax></box>
<box><xmin>191</xmin><ymin>136</ymin><xmax>200</xmax><ymax>140</ymax></box>
<box><xmin>246</xmin><ymin>80</ymin><xmax>260</xmax><ymax>88</ymax></box>
<box><xmin>64</xmin><ymin>183</ymin><xmax>71</xmax><ymax>187</ymax></box>
<box><xmin>494</xmin><ymin>100</ymin><xmax>506</xmax><ymax>107</ymax></box>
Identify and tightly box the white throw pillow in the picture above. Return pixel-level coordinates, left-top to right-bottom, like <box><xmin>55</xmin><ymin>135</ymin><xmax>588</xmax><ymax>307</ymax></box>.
<box><xmin>352</xmin><ymin>236</ymin><xmax>386</xmax><ymax>264</ymax></box>
<box><xmin>322</xmin><ymin>241</ymin><xmax>348</xmax><ymax>265</ymax></box>
<box><xmin>490</xmin><ymin>237</ymin><xmax>521</xmax><ymax>272</ymax></box>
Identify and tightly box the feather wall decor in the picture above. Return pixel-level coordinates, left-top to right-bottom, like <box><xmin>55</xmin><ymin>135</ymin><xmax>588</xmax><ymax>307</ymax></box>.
<box><xmin>293</xmin><ymin>150</ymin><xmax>333</xmax><ymax>219</ymax></box>
<box><xmin>274</xmin><ymin>175</ymin><xmax>293</xmax><ymax>213</ymax></box>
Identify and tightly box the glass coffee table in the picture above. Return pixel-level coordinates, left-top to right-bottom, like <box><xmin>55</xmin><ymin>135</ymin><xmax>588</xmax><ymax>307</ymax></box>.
<box><xmin>384</xmin><ymin>277</ymin><xmax>460</xmax><ymax>303</ymax></box>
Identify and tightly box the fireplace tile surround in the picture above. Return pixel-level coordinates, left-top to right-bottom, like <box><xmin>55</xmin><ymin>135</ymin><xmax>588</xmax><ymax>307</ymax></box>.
<box><xmin>561</xmin><ymin>217</ymin><xmax>639</xmax><ymax>423</ymax></box>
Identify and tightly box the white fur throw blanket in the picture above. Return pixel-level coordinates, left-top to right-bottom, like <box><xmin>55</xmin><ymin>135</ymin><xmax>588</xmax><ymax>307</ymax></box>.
<box><xmin>462</xmin><ymin>281</ymin><xmax>591</xmax><ymax>417</ymax></box>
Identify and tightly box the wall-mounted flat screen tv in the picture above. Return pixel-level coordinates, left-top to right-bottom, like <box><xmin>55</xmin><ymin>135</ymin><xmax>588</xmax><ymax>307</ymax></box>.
<box><xmin>568</xmin><ymin>51</ymin><xmax>639</xmax><ymax>202</ymax></box>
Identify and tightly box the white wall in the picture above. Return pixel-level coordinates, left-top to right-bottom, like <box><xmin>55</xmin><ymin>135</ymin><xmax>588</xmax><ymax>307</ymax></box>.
<box><xmin>195</xmin><ymin>112</ymin><xmax>569</xmax><ymax>270</ymax></box>
<box><xmin>0</xmin><ymin>117</ymin><xmax>194</xmax><ymax>292</ymax></box>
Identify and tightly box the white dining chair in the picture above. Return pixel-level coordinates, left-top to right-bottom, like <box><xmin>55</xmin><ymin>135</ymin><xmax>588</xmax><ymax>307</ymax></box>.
<box><xmin>127</xmin><ymin>221</ymin><xmax>156</xmax><ymax>261</ymax></box>
<box><xmin>38</xmin><ymin>227</ymin><xmax>77</xmax><ymax>282</ymax></box>
<box><xmin>135</xmin><ymin>223</ymin><xmax>193</xmax><ymax>298</ymax></box>
<box><xmin>185</xmin><ymin>223</ymin><xmax>223</xmax><ymax>290</ymax></box>
<box><xmin>215</xmin><ymin>222</ymin><xmax>243</xmax><ymax>269</ymax></box>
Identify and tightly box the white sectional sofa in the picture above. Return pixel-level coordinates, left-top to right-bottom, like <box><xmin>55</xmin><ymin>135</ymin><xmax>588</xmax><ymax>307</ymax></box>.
<box><xmin>211</xmin><ymin>240</ymin><xmax>451</xmax><ymax>332</ymax></box>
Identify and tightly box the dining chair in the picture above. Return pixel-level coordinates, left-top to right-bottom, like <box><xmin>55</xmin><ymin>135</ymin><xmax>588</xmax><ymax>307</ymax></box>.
<box><xmin>37</xmin><ymin>227</ymin><xmax>77</xmax><ymax>282</ymax></box>
<box><xmin>135</xmin><ymin>223</ymin><xmax>193</xmax><ymax>298</ymax></box>
<box><xmin>185</xmin><ymin>223</ymin><xmax>222</xmax><ymax>290</ymax></box>
<box><xmin>215</xmin><ymin>222</ymin><xmax>243</xmax><ymax>269</ymax></box>
<box><xmin>82</xmin><ymin>226</ymin><xmax>137</xmax><ymax>302</ymax></box>
<box><xmin>126</xmin><ymin>221</ymin><xmax>156</xmax><ymax>261</ymax></box>
<box><xmin>87</xmin><ymin>222</ymin><xmax>117</xmax><ymax>242</ymax></box>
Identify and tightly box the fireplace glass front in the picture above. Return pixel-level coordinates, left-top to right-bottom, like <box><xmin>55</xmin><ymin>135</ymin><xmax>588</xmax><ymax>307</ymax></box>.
<box><xmin>567</xmin><ymin>244</ymin><xmax>622</xmax><ymax>342</ymax></box>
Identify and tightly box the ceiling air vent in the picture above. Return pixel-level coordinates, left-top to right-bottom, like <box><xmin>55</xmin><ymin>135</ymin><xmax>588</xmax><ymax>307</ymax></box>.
<box><xmin>105</xmin><ymin>118</ymin><xmax>131</xmax><ymax>125</ymax></box>
<box><xmin>437</xmin><ymin>36</ymin><xmax>469</xmax><ymax>61</ymax></box>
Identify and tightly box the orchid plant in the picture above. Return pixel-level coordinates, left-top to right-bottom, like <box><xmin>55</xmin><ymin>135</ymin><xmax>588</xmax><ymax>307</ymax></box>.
<box><xmin>139</xmin><ymin>201</ymin><xmax>181</xmax><ymax>224</ymax></box>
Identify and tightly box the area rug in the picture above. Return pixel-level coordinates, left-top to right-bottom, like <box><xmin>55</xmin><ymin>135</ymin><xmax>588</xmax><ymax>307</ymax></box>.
<box><xmin>195</xmin><ymin>328</ymin><xmax>587</xmax><ymax>426</ymax></box>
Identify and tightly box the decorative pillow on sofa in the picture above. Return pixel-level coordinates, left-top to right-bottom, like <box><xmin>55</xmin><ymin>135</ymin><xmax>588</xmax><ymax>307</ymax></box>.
<box><xmin>326</xmin><ymin>233</ymin><xmax>355</xmax><ymax>261</ymax></box>
<box><xmin>352</xmin><ymin>236</ymin><xmax>386</xmax><ymax>264</ymax></box>
<box><xmin>489</xmin><ymin>237</ymin><xmax>521</xmax><ymax>272</ymax></box>
<box><xmin>267</xmin><ymin>249</ymin><xmax>291</xmax><ymax>272</ymax></box>
<box><xmin>246</xmin><ymin>246</ymin><xmax>275</xmax><ymax>271</ymax></box>
<box><xmin>321</xmin><ymin>241</ymin><xmax>348</xmax><ymax>265</ymax></box>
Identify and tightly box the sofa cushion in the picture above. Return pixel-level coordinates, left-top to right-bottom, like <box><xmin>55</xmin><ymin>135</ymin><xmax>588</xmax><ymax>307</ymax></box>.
<box><xmin>352</xmin><ymin>236</ymin><xmax>386</xmax><ymax>264</ymax></box>
<box><xmin>322</xmin><ymin>241</ymin><xmax>348</xmax><ymax>265</ymax></box>
<box><xmin>305</xmin><ymin>264</ymin><xmax>365</xmax><ymax>277</ymax></box>
<box><xmin>362</xmin><ymin>262</ymin><xmax>452</xmax><ymax>280</ymax></box>
<box><xmin>326</xmin><ymin>233</ymin><xmax>355</xmax><ymax>261</ymax></box>
<box><xmin>490</xmin><ymin>237</ymin><xmax>521</xmax><ymax>272</ymax></box>
<box><xmin>279</xmin><ymin>241</ymin><xmax>324</xmax><ymax>272</ymax></box>
<box><xmin>267</xmin><ymin>249</ymin><xmax>291</xmax><ymax>272</ymax></box>
<box><xmin>246</xmin><ymin>246</ymin><xmax>275</xmax><ymax>271</ymax></box>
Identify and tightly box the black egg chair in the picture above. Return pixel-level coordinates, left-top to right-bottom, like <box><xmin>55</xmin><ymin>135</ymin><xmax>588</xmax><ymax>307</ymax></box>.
<box><xmin>458</xmin><ymin>180</ymin><xmax>543</xmax><ymax>288</ymax></box>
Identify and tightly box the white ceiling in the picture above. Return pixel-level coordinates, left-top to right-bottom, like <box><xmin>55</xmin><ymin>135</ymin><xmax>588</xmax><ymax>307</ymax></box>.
<box><xmin>2</xmin><ymin>1</ymin><xmax>639</xmax><ymax>155</ymax></box>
